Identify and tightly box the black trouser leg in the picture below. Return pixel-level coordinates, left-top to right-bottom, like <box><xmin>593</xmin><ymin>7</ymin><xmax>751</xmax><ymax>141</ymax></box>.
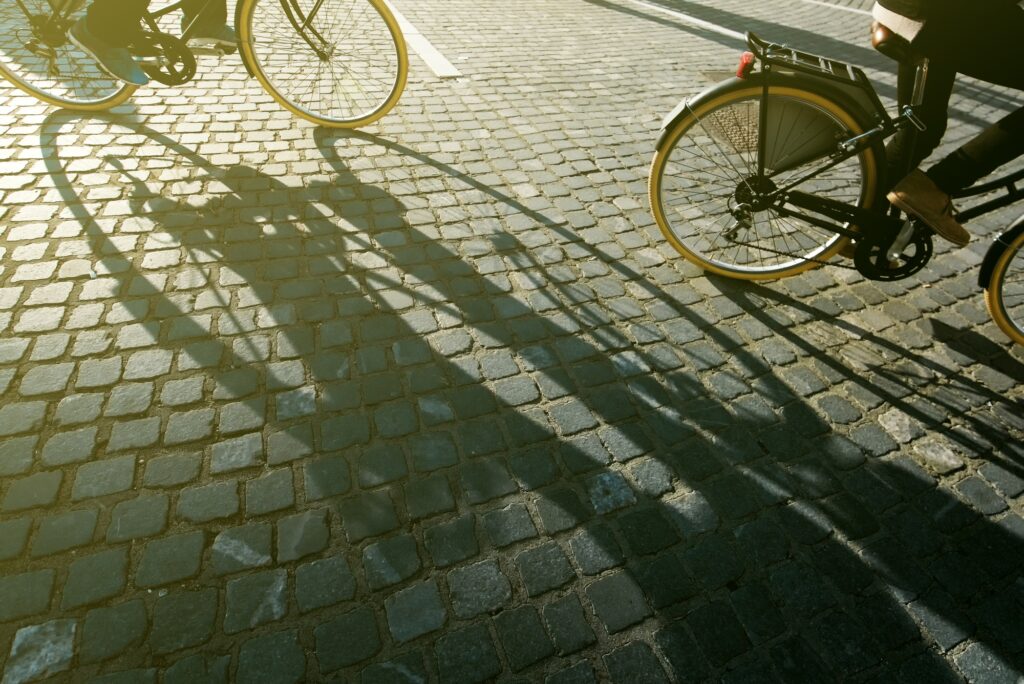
<box><xmin>180</xmin><ymin>0</ymin><xmax>227</xmax><ymax>34</ymax></box>
<box><xmin>86</xmin><ymin>0</ymin><xmax>149</xmax><ymax>46</ymax></box>
<box><xmin>883</xmin><ymin>61</ymin><xmax>955</xmax><ymax>192</ymax></box>
<box><xmin>890</xmin><ymin>4</ymin><xmax>1024</xmax><ymax>194</ymax></box>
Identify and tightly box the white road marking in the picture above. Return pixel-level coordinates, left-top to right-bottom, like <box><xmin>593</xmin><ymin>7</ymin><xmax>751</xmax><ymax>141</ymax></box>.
<box><xmin>794</xmin><ymin>0</ymin><xmax>871</xmax><ymax>15</ymax></box>
<box><xmin>381</xmin><ymin>0</ymin><xmax>462</xmax><ymax>79</ymax></box>
<box><xmin>621</xmin><ymin>0</ymin><xmax>746</xmax><ymax>42</ymax></box>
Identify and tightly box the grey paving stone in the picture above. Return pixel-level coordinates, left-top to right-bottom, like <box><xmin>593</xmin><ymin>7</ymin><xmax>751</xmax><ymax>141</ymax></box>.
<box><xmin>219</xmin><ymin>398</ymin><xmax>266</xmax><ymax>434</ymax></box>
<box><xmin>160</xmin><ymin>377</ymin><xmax>204</xmax><ymax>407</ymax></box>
<box><xmin>374</xmin><ymin>402</ymin><xmax>418</xmax><ymax>438</ymax></box>
<box><xmin>543</xmin><ymin>593</ymin><xmax>597</xmax><ymax>655</ymax></box>
<box><xmin>107</xmin><ymin>417</ymin><xmax>160</xmax><ymax>451</ymax></box>
<box><xmin>295</xmin><ymin>554</ymin><xmax>356</xmax><ymax>613</ymax></box>
<box><xmin>654</xmin><ymin>621</ymin><xmax>712</xmax><ymax>682</ymax></box>
<box><xmin>3</xmin><ymin>619</ymin><xmax>76</xmax><ymax>684</ymax></box>
<box><xmin>277</xmin><ymin>508</ymin><xmax>330</xmax><ymax>562</ymax></box>
<box><xmin>245</xmin><ymin>468</ymin><xmax>295</xmax><ymax>516</ymax></box>
<box><xmin>272</xmin><ymin>387</ymin><xmax>311</xmax><ymax>419</ymax></box>
<box><xmin>0</xmin><ymin>400</ymin><xmax>46</xmax><ymax>436</ymax></box>
<box><xmin>81</xmin><ymin>600</ymin><xmax>147</xmax><ymax>663</ymax></box>
<box><xmin>661</xmin><ymin>490</ymin><xmax>720</xmax><ymax>539</ymax></box>
<box><xmin>0</xmin><ymin>569</ymin><xmax>54</xmax><ymax>621</ymax></box>
<box><xmin>224</xmin><ymin>569</ymin><xmax>288</xmax><ymax>634</ymax></box>
<box><xmin>617</xmin><ymin>508</ymin><xmax>680</xmax><ymax>556</ymax></box>
<box><xmin>482</xmin><ymin>502</ymin><xmax>538</xmax><ymax>548</ymax></box>
<box><xmin>211</xmin><ymin>432</ymin><xmax>262</xmax><ymax>473</ymax></box>
<box><xmin>2</xmin><ymin>471</ymin><xmax>62</xmax><ymax>511</ymax></box>
<box><xmin>363</xmin><ymin>534</ymin><xmax>421</xmax><ymax>590</ymax></box>
<box><xmin>339</xmin><ymin>490</ymin><xmax>399</xmax><ymax>542</ymax></box>
<box><xmin>358</xmin><ymin>651</ymin><xmax>429</xmax><ymax>684</ymax></box>
<box><xmin>357</xmin><ymin>445</ymin><xmax>408</xmax><ymax>487</ymax></box>
<box><xmin>164</xmin><ymin>408</ymin><xmax>215</xmax><ymax>445</ymax></box>
<box><xmin>315</xmin><ymin>605</ymin><xmax>381</xmax><ymax>672</ymax></box>
<box><xmin>40</xmin><ymin>427</ymin><xmax>98</xmax><ymax>466</ymax></box>
<box><xmin>0</xmin><ymin>435</ymin><xmax>37</xmax><ymax>476</ymax></box>
<box><xmin>104</xmin><ymin>382</ymin><xmax>154</xmax><ymax>417</ymax></box>
<box><xmin>62</xmin><ymin>548</ymin><xmax>126</xmax><ymax>610</ymax></box>
<box><xmin>568</xmin><ymin>523</ymin><xmax>624</xmax><ymax>576</ymax></box>
<box><xmin>680</xmin><ymin>533</ymin><xmax>744</xmax><ymax>591</ymax></box>
<box><xmin>516</xmin><ymin>542</ymin><xmax>576</xmax><ymax>597</ymax></box>
<box><xmin>163</xmin><ymin>654</ymin><xmax>230</xmax><ymax>684</ymax></box>
<box><xmin>686</xmin><ymin>599</ymin><xmax>753</xmax><ymax>668</ymax></box>
<box><xmin>634</xmin><ymin>553</ymin><xmax>700</xmax><ymax>610</ymax></box>
<box><xmin>106</xmin><ymin>494</ymin><xmax>169</xmax><ymax>542</ymax></box>
<box><xmin>404</xmin><ymin>474</ymin><xmax>456</xmax><ymax>521</ymax></box>
<box><xmin>72</xmin><ymin>455</ymin><xmax>135</xmax><ymax>500</ymax></box>
<box><xmin>546</xmin><ymin>661</ymin><xmax>598</xmax><ymax>684</ymax></box>
<box><xmin>31</xmin><ymin>508</ymin><xmax>98</xmax><ymax>557</ymax></box>
<box><xmin>957</xmin><ymin>476</ymin><xmax>1008</xmax><ymax>516</ymax></box>
<box><xmin>586</xmin><ymin>570</ymin><xmax>651</xmax><ymax>634</ymax></box>
<box><xmin>410</xmin><ymin>431</ymin><xmax>459</xmax><ymax>471</ymax></box>
<box><xmin>151</xmin><ymin>589</ymin><xmax>218</xmax><ymax>654</ymax></box>
<box><xmin>236</xmin><ymin>630</ymin><xmax>306</xmax><ymax>684</ymax></box>
<box><xmin>384</xmin><ymin>580</ymin><xmax>447</xmax><ymax>643</ymax></box>
<box><xmin>509</xmin><ymin>449</ymin><xmax>559</xmax><ymax>490</ymax></box>
<box><xmin>435</xmin><ymin>623</ymin><xmax>502</xmax><ymax>684</ymax></box>
<box><xmin>136</xmin><ymin>531</ymin><xmax>205</xmax><ymax>587</ymax></box>
<box><xmin>495</xmin><ymin>605</ymin><xmax>555</xmax><ymax>672</ymax></box>
<box><xmin>177</xmin><ymin>480</ymin><xmax>238</xmax><ymax>522</ymax></box>
<box><xmin>303</xmin><ymin>454</ymin><xmax>351</xmax><ymax>501</ymax></box>
<box><xmin>534</xmin><ymin>487</ymin><xmax>591</xmax><ymax>534</ymax></box>
<box><xmin>0</xmin><ymin>517</ymin><xmax>31</xmax><ymax>560</ymax></box>
<box><xmin>604</xmin><ymin>641</ymin><xmax>670</xmax><ymax>684</ymax></box>
<box><xmin>321</xmin><ymin>414</ymin><xmax>371</xmax><ymax>450</ymax></box>
<box><xmin>424</xmin><ymin>514</ymin><xmax>479</xmax><ymax>567</ymax></box>
<box><xmin>268</xmin><ymin>424</ymin><xmax>313</xmax><ymax>465</ymax></box>
<box><xmin>212</xmin><ymin>523</ymin><xmax>272</xmax><ymax>575</ymax></box>
<box><xmin>460</xmin><ymin>457</ymin><xmax>518</xmax><ymax>504</ymax></box>
<box><xmin>448</xmin><ymin>559</ymin><xmax>512</xmax><ymax>619</ymax></box>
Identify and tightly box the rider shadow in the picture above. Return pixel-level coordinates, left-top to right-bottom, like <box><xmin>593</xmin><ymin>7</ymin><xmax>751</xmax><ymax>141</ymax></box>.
<box><xmin>28</xmin><ymin>110</ymin><xmax>1024</xmax><ymax>680</ymax></box>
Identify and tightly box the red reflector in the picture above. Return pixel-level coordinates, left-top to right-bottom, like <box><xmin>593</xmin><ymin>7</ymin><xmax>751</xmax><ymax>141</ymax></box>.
<box><xmin>736</xmin><ymin>51</ymin><xmax>756</xmax><ymax>79</ymax></box>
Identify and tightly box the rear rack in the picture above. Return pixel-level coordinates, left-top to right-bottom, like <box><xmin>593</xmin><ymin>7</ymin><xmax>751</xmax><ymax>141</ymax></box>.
<box><xmin>746</xmin><ymin>31</ymin><xmax>889</xmax><ymax>123</ymax></box>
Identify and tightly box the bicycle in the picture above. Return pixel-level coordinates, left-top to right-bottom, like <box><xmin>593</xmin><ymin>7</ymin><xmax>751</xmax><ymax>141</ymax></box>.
<box><xmin>648</xmin><ymin>30</ymin><xmax>1024</xmax><ymax>346</ymax></box>
<box><xmin>0</xmin><ymin>0</ymin><xmax>408</xmax><ymax>128</ymax></box>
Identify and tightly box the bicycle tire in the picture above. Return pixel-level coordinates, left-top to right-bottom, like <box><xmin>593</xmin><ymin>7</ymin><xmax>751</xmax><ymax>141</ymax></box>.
<box><xmin>649</xmin><ymin>78</ymin><xmax>882</xmax><ymax>280</ymax></box>
<box><xmin>984</xmin><ymin>227</ymin><xmax>1024</xmax><ymax>345</ymax></box>
<box><xmin>0</xmin><ymin>1</ymin><xmax>135</xmax><ymax>110</ymax></box>
<box><xmin>236</xmin><ymin>0</ymin><xmax>408</xmax><ymax>128</ymax></box>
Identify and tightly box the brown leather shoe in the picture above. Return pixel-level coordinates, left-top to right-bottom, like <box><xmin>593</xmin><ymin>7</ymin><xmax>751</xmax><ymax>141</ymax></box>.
<box><xmin>887</xmin><ymin>169</ymin><xmax>970</xmax><ymax>247</ymax></box>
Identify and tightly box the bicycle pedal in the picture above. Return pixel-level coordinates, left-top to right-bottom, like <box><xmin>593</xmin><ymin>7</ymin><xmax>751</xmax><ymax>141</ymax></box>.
<box><xmin>188</xmin><ymin>42</ymin><xmax>236</xmax><ymax>57</ymax></box>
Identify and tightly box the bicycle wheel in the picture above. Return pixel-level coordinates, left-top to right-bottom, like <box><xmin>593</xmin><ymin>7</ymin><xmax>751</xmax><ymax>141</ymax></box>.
<box><xmin>984</xmin><ymin>228</ymin><xmax>1024</xmax><ymax>345</ymax></box>
<box><xmin>650</xmin><ymin>80</ymin><xmax>882</xmax><ymax>280</ymax></box>
<box><xmin>0</xmin><ymin>1</ymin><xmax>135</xmax><ymax>110</ymax></box>
<box><xmin>237</xmin><ymin>0</ymin><xmax>408</xmax><ymax>128</ymax></box>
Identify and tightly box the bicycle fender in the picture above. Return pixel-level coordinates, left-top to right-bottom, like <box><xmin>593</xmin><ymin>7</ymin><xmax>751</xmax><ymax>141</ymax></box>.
<box><xmin>656</xmin><ymin>76</ymin><xmax>746</xmax><ymax>149</ymax></box>
<box><xmin>978</xmin><ymin>214</ymin><xmax>1024</xmax><ymax>289</ymax></box>
<box><xmin>655</xmin><ymin>71</ymin><xmax>878</xmax><ymax>150</ymax></box>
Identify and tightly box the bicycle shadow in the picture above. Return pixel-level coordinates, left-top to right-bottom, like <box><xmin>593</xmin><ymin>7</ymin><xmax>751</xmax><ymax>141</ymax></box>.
<box><xmin>12</xmin><ymin>109</ymin><xmax>1024</xmax><ymax>681</ymax></box>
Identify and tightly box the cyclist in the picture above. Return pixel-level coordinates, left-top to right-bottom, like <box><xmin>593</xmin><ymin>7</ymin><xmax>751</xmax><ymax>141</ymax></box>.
<box><xmin>873</xmin><ymin>0</ymin><xmax>1024</xmax><ymax>247</ymax></box>
<box><xmin>69</xmin><ymin>0</ymin><xmax>236</xmax><ymax>87</ymax></box>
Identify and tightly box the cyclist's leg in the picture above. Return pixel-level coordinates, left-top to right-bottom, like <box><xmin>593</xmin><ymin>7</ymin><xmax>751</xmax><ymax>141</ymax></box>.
<box><xmin>70</xmin><ymin>0</ymin><xmax>150</xmax><ymax>85</ymax></box>
<box><xmin>85</xmin><ymin>0</ymin><xmax>149</xmax><ymax>46</ymax></box>
<box><xmin>913</xmin><ymin>2</ymin><xmax>1024</xmax><ymax>193</ymax></box>
<box><xmin>883</xmin><ymin>61</ymin><xmax>955</xmax><ymax>191</ymax></box>
<box><xmin>181</xmin><ymin>0</ymin><xmax>235</xmax><ymax>46</ymax></box>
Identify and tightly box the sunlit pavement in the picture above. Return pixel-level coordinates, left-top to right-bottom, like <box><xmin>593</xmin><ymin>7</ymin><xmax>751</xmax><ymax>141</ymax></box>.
<box><xmin>1</xmin><ymin>0</ymin><xmax>1023</xmax><ymax>682</ymax></box>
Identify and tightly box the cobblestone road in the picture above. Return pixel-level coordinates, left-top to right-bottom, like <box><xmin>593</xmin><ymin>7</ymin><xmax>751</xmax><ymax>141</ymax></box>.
<box><xmin>1</xmin><ymin>0</ymin><xmax>1023</xmax><ymax>682</ymax></box>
